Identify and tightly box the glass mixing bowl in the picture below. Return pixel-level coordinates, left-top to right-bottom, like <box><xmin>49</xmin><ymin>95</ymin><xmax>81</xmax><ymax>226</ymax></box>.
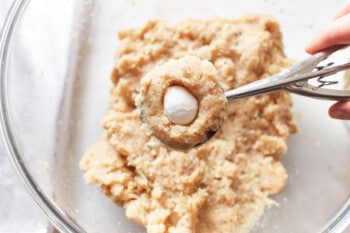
<box><xmin>1</xmin><ymin>0</ymin><xmax>350</xmax><ymax>232</ymax></box>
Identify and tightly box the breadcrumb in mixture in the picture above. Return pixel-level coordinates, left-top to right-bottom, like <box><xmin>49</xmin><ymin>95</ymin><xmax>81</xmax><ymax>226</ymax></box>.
<box><xmin>80</xmin><ymin>15</ymin><xmax>298</xmax><ymax>233</ymax></box>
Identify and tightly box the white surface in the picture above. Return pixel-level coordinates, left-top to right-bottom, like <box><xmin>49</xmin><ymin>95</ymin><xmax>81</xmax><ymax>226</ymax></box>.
<box><xmin>1</xmin><ymin>0</ymin><xmax>350</xmax><ymax>233</ymax></box>
<box><xmin>0</xmin><ymin>142</ymin><xmax>48</xmax><ymax>233</ymax></box>
<box><xmin>0</xmin><ymin>1</ymin><xmax>49</xmax><ymax>233</ymax></box>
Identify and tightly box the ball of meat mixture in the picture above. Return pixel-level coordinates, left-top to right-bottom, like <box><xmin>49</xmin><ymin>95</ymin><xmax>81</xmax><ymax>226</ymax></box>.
<box><xmin>136</xmin><ymin>55</ymin><xmax>227</xmax><ymax>149</ymax></box>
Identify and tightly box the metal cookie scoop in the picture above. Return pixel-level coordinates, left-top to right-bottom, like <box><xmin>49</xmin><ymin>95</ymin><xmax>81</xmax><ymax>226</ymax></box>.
<box><xmin>225</xmin><ymin>47</ymin><xmax>350</xmax><ymax>102</ymax></box>
<box><xmin>142</xmin><ymin>48</ymin><xmax>350</xmax><ymax>150</ymax></box>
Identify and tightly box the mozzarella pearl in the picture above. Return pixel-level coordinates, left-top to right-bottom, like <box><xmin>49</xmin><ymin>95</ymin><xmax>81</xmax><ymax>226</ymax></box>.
<box><xmin>163</xmin><ymin>86</ymin><xmax>199</xmax><ymax>125</ymax></box>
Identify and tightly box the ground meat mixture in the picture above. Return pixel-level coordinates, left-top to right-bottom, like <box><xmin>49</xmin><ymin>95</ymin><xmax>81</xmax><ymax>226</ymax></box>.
<box><xmin>80</xmin><ymin>15</ymin><xmax>298</xmax><ymax>233</ymax></box>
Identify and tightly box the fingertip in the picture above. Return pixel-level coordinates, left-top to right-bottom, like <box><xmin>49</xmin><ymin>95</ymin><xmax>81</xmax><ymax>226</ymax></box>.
<box><xmin>305</xmin><ymin>44</ymin><xmax>317</xmax><ymax>54</ymax></box>
<box><xmin>304</xmin><ymin>27</ymin><xmax>331</xmax><ymax>55</ymax></box>
<box><xmin>328</xmin><ymin>102</ymin><xmax>338</xmax><ymax>118</ymax></box>
<box><xmin>305</xmin><ymin>32</ymin><xmax>324</xmax><ymax>54</ymax></box>
<box><xmin>328</xmin><ymin>101</ymin><xmax>350</xmax><ymax>120</ymax></box>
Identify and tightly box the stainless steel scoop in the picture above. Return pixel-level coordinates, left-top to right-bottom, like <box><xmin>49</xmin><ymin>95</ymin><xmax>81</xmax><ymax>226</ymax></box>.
<box><xmin>142</xmin><ymin>47</ymin><xmax>350</xmax><ymax>150</ymax></box>
<box><xmin>225</xmin><ymin>48</ymin><xmax>350</xmax><ymax>102</ymax></box>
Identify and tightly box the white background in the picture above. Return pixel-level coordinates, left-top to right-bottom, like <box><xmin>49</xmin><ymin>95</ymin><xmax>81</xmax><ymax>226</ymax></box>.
<box><xmin>0</xmin><ymin>1</ymin><xmax>350</xmax><ymax>233</ymax></box>
<box><xmin>0</xmin><ymin>2</ymin><xmax>49</xmax><ymax>233</ymax></box>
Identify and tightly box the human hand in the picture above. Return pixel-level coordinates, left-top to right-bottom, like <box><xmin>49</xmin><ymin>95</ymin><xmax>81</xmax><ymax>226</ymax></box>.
<box><xmin>305</xmin><ymin>1</ymin><xmax>350</xmax><ymax>120</ymax></box>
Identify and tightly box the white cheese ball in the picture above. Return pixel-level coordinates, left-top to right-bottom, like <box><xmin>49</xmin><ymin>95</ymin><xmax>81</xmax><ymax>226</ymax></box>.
<box><xmin>163</xmin><ymin>86</ymin><xmax>199</xmax><ymax>125</ymax></box>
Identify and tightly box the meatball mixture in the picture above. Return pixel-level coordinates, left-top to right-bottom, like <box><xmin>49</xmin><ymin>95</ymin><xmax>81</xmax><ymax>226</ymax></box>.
<box><xmin>80</xmin><ymin>15</ymin><xmax>298</xmax><ymax>233</ymax></box>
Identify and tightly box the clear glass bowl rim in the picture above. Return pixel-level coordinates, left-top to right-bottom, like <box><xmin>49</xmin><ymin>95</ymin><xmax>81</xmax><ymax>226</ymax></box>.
<box><xmin>0</xmin><ymin>0</ymin><xmax>84</xmax><ymax>232</ymax></box>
